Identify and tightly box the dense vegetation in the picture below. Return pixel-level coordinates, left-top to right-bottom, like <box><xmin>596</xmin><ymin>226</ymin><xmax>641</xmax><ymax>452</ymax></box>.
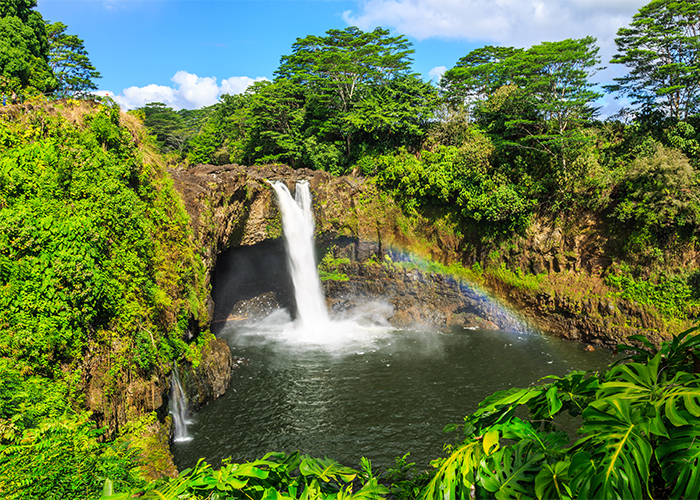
<box><xmin>138</xmin><ymin>0</ymin><xmax>700</xmax><ymax>323</ymax></box>
<box><xmin>0</xmin><ymin>100</ymin><xmax>210</xmax><ymax>498</ymax></box>
<box><xmin>2</xmin><ymin>0</ymin><xmax>700</xmax><ymax>498</ymax></box>
<box><xmin>0</xmin><ymin>0</ymin><xmax>100</xmax><ymax>98</ymax></box>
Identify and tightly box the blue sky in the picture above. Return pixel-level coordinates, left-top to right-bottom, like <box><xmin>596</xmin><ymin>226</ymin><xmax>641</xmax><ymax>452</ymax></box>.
<box><xmin>36</xmin><ymin>0</ymin><xmax>649</xmax><ymax>113</ymax></box>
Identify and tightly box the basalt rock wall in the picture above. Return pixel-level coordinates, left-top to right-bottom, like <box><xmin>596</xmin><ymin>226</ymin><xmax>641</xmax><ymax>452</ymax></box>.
<box><xmin>322</xmin><ymin>260</ymin><xmax>531</xmax><ymax>334</ymax></box>
<box><xmin>171</xmin><ymin>163</ymin><xmax>689</xmax><ymax>350</ymax></box>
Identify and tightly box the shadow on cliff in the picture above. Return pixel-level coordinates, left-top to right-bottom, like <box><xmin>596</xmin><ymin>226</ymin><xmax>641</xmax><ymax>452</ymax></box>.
<box><xmin>211</xmin><ymin>239</ymin><xmax>296</xmax><ymax>333</ymax></box>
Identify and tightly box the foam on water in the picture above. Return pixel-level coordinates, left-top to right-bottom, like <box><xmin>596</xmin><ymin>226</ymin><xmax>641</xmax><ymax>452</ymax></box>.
<box><xmin>235</xmin><ymin>181</ymin><xmax>394</xmax><ymax>353</ymax></box>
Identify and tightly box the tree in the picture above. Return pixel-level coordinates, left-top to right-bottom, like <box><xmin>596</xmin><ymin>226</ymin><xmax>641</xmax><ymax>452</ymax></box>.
<box><xmin>275</xmin><ymin>26</ymin><xmax>414</xmax><ymax>157</ymax></box>
<box><xmin>0</xmin><ymin>0</ymin><xmax>55</xmax><ymax>95</ymax></box>
<box><xmin>607</xmin><ymin>0</ymin><xmax>700</xmax><ymax>120</ymax></box>
<box><xmin>187</xmin><ymin>93</ymin><xmax>250</xmax><ymax>165</ymax></box>
<box><xmin>477</xmin><ymin>37</ymin><xmax>603</xmax><ymax>189</ymax></box>
<box><xmin>140</xmin><ymin>102</ymin><xmax>191</xmax><ymax>154</ymax></box>
<box><xmin>243</xmin><ymin>79</ymin><xmax>306</xmax><ymax>167</ymax></box>
<box><xmin>47</xmin><ymin>21</ymin><xmax>100</xmax><ymax>98</ymax></box>
<box><xmin>507</xmin><ymin>37</ymin><xmax>602</xmax><ymax>137</ymax></box>
<box><xmin>440</xmin><ymin>45</ymin><xmax>521</xmax><ymax>113</ymax></box>
<box><xmin>346</xmin><ymin>73</ymin><xmax>440</xmax><ymax>153</ymax></box>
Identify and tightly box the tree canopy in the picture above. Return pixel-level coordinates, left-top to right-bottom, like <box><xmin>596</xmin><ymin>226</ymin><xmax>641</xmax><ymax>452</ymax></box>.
<box><xmin>47</xmin><ymin>21</ymin><xmax>101</xmax><ymax>98</ymax></box>
<box><xmin>276</xmin><ymin>26</ymin><xmax>415</xmax><ymax>157</ymax></box>
<box><xmin>440</xmin><ymin>45</ymin><xmax>521</xmax><ymax>110</ymax></box>
<box><xmin>0</xmin><ymin>0</ymin><xmax>55</xmax><ymax>95</ymax></box>
<box><xmin>607</xmin><ymin>0</ymin><xmax>700</xmax><ymax>119</ymax></box>
<box><xmin>276</xmin><ymin>26</ymin><xmax>414</xmax><ymax>113</ymax></box>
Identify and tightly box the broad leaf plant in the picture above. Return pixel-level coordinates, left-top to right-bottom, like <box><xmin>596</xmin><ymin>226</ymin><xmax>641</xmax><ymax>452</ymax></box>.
<box><xmin>423</xmin><ymin>325</ymin><xmax>700</xmax><ymax>500</ymax></box>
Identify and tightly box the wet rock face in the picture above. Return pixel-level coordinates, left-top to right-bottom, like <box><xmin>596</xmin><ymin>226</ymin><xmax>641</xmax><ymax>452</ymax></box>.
<box><xmin>172</xmin><ymin>162</ymin><xmax>692</xmax><ymax>357</ymax></box>
<box><xmin>169</xmin><ymin>164</ymin><xmax>369</xmax><ymax>280</ymax></box>
<box><xmin>81</xmin><ymin>344</ymin><xmax>168</xmax><ymax>441</ymax></box>
<box><xmin>485</xmin><ymin>277</ymin><xmax>667</xmax><ymax>349</ymax></box>
<box><xmin>322</xmin><ymin>261</ymin><xmax>529</xmax><ymax>333</ymax></box>
<box><xmin>178</xmin><ymin>337</ymin><xmax>236</xmax><ymax>413</ymax></box>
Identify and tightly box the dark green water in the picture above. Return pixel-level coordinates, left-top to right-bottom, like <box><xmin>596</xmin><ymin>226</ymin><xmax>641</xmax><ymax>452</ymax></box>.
<box><xmin>172</xmin><ymin>324</ymin><xmax>611</xmax><ymax>471</ymax></box>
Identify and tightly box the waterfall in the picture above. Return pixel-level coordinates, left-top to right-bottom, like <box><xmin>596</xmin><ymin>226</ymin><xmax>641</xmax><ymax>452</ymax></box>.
<box><xmin>270</xmin><ymin>181</ymin><xmax>330</xmax><ymax>329</ymax></box>
<box><xmin>170</xmin><ymin>364</ymin><xmax>192</xmax><ymax>442</ymax></box>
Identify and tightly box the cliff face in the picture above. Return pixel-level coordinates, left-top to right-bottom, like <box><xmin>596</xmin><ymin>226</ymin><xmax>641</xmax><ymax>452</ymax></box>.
<box><xmin>170</xmin><ymin>163</ymin><xmax>692</xmax><ymax>349</ymax></box>
<box><xmin>169</xmin><ymin>163</ymin><xmax>461</xmax><ymax>272</ymax></box>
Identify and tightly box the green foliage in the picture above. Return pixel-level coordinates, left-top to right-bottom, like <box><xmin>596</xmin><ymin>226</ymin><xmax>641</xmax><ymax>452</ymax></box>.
<box><xmin>442</xmin><ymin>37</ymin><xmax>602</xmax><ymax>194</ymax></box>
<box><xmin>275</xmin><ymin>26</ymin><xmax>416</xmax><ymax>161</ymax></box>
<box><xmin>104</xmin><ymin>452</ymin><xmax>389</xmax><ymax>500</ymax></box>
<box><xmin>374</xmin><ymin>141</ymin><xmax>536</xmax><ymax>237</ymax></box>
<box><xmin>0</xmin><ymin>101</ymin><xmax>201</xmax><ymax>372</ymax></box>
<box><xmin>440</xmin><ymin>45</ymin><xmax>521</xmax><ymax>109</ymax></box>
<box><xmin>612</xmin><ymin>324</ymin><xmax>700</xmax><ymax>375</ymax></box>
<box><xmin>0</xmin><ymin>99</ymin><xmax>208</xmax><ymax>498</ymax></box>
<box><xmin>276</xmin><ymin>26</ymin><xmax>414</xmax><ymax>116</ymax></box>
<box><xmin>346</xmin><ymin>74</ymin><xmax>440</xmax><ymax>154</ymax></box>
<box><xmin>139</xmin><ymin>102</ymin><xmax>212</xmax><ymax>158</ymax></box>
<box><xmin>607</xmin><ymin>0</ymin><xmax>700</xmax><ymax>119</ymax></box>
<box><xmin>423</xmin><ymin>326</ymin><xmax>700</xmax><ymax>500</ymax></box>
<box><xmin>46</xmin><ymin>20</ymin><xmax>100</xmax><ymax>98</ymax></box>
<box><xmin>0</xmin><ymin>412</ymin><xmax>144</xmax><ymax>499</ymax></box>
<box><xmin>605</xmin><ymin>270</ymin><xmax>700</xmax><ymax>319</ymax></box>
<box><xmin>318</xmin><ymin>250</ymin><xmax>350</xmax><ymax>282</ymax></box>
<box><xmin>611</xmin><ymin>145</ymin><xmax>700</xmax><ymax>239</ymax></box>
<box><xmin>0</xmin><ymin>0</ymin><xmax>56</xmax><ymax>95</ymax></box>
<box><xmin>382</xmin><ymin>453</ymin><xmax>431</xmax><ymax>500</ymax></box>
<box><xmin>243</xmin><ymin>79</ymin><xmax>306</xmax><ymax>167</ymax></box>
<box><xmin>488</xmin><ymin>263</ymin><xmax>547</xmax><ymax>292</ymax></box>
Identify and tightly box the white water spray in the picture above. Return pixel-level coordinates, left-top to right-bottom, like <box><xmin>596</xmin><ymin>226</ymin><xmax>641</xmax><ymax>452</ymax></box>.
<box><xmin>270</xmin><ymin>181</ymin><xmax>330</xmax><ymax>330</ymax></box>
<box><xmin>170</xmin><ymin>364</ymin><xmax>192</xmax><ymax>442</ymax></box>
<box><xmin>230</xmin><ymin>180</ymin><xmax>391</xmax><ymax>350</ymax></box>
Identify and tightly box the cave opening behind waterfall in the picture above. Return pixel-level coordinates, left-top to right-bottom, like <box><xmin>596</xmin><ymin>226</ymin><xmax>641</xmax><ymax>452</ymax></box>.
<box><xmin>211</xmin><ymin>240</ymin><xmax>297</xmax><ymax>331</ymax></box>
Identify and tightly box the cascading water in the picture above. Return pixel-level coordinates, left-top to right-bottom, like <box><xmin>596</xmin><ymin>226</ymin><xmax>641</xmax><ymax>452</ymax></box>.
<box><xmin>170</xmin><ymin>364</ymin><xmax>192</xmax><ymax>442</ymax></box>
<box><xmin>270</xmin><ymin>181</ymin><xmax>331</xmax><ymax>331</ymax></box>
<box><xmin>171</xmin><ymin>180</ymin><xmax>613</xmax><ymax>471</ymax></box>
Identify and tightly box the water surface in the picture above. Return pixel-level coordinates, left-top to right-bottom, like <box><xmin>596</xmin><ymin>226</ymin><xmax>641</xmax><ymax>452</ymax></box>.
<box><xmin>172</xmin><ymin>324</ymin><xmax>611</xmax><ymax>470</ymax></box>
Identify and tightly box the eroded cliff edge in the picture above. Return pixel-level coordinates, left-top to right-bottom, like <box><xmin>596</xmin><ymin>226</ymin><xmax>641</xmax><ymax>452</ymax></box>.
<box><xmin>171</xmin><ymin>163</ymin><xmax>694</xmax><ymax>348</ymax></box>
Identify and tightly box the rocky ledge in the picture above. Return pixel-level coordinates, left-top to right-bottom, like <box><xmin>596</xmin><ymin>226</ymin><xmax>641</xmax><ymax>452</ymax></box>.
<box><xmin>323</xmin><ymin>260</ymin><xmax>531</xmax><ymax>334</ymax></box>
<box><xmin>171</xmin><ymin>163</ymin><xmax>691</xmax><ymax>366</ymax></box>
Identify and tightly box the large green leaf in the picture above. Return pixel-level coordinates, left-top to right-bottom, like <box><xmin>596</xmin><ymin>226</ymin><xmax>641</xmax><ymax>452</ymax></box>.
<box><xmin>655</xmin><ymin>424</ymin><xmax>700</xmax><ymax>500</ymax></box>
<box><xmin>571</xmin><ymin>398</ymin><xmax>652</xmax><ymax>499</ymax></box>
<box><xmin>490</xmin><ymin>418</ymin><xmax>567</xmax><ymax>457</ymax></box>
<box><xmin>534</xmin><ymin>461</ymin><xmax>571</xmax><ymax>500</ymax></box>
<box><xmin>599</xmin><ymin>353</ymin><xmax>662</xmax><ymax>403</ymax></box>
<box><xmin>299</xmin><ymin>456</ymin><xmax>358</xmax><ymax>483</ymax></box>
<box><xmin>421</xmin><ymin>440</ymin><xmax>485</xmax><ymax>500</ymax></box>
<box><xmin>465</xmin><ymin>386</ymin><xmax>545</xmax><ymax>432</ymax></box>
<box><xmin>615</xmin><ymin>326</ymin><xmax>700</xmax><ymax>376</ymax></box>
<box><xmin>528</xmin><ymin>371</ymin><xmax>599</xmax><ymax>420</ymax></box>
<box><xmin>659</xmin><ymin>372</ymin><xmax>700</xmax><ymax>426</ymax></box>
<box><xmin>479</xmin><ymin>441</ymin><xmax>543</xmax><ymax>500</ymax></box>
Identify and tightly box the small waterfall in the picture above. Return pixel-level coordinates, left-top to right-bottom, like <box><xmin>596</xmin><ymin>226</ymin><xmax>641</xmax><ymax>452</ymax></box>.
<box><xmin>170</xmin><ymin>364</ymin><xmax>192</xmax><ymax>442</ymax></box>
<box><xmin>270</xmin><ymin>181</ymin><xmax>330</xmax><ymax>329</ymax></box>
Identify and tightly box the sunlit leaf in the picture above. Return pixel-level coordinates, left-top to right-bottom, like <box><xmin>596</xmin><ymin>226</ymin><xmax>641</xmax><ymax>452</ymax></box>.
<box><xmin>480</xmin><ymin>441</ymin><xmax>543</xmax><ymax>500</ymax></box>
<box><xmin>572</xmin><ymin>398</ymin><xmax>652</xmax><ymax>499</ymax></box>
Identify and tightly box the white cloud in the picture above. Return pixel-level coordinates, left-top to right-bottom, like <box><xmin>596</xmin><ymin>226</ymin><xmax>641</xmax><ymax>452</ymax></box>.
<box><xmin>343</xmin><ymin>0</ymin><xmax>648</xmax><ymax>63</ymax></box>
<box><xmin>220</xmin><ymin>76</ymin><xmax>267</xmax><ymax>95</ymax></box>
<box><xmin>107</xmin><ymin>71</ymin><xmax>269</xmax><ymax>110</ymax></box>
<box><xmin>428</xmin><ymin>65</ymin><xmax>447</xmax><ymax>82</ymax></box>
